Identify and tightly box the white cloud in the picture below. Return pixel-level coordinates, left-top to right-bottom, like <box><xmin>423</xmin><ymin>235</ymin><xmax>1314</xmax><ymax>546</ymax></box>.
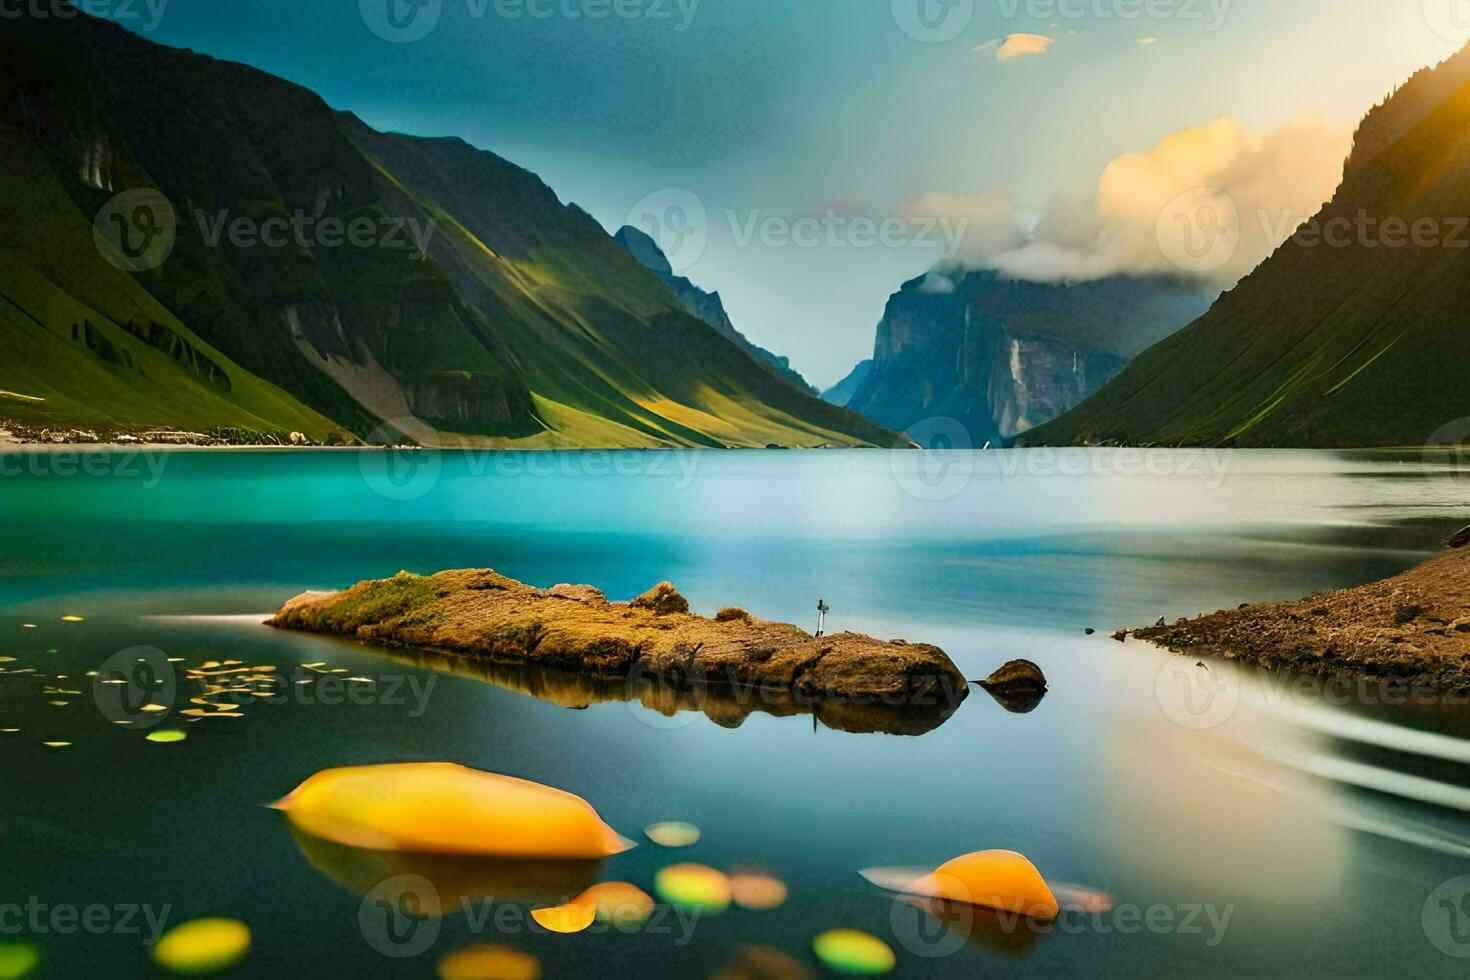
<box><xmin>995</xmin><ymin>33</ymin><xmax>1055</xmax><ymax>61</ymax></box>
<box><xmin>900</xmin><ymin>190</ymin><xmax>1025</xmax><ymax>266</ymax></box>
<box><xmin>913</xmin><ymin>116</ymin><xmax>1352</xmax><ymax>287</ymax></box>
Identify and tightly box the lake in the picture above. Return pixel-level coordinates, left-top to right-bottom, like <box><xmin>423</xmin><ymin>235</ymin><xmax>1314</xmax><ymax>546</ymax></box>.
<box><xmin>2</xmin><ymin>447</ymin><xmax>1469</xmax><ymax>977</ymax></box>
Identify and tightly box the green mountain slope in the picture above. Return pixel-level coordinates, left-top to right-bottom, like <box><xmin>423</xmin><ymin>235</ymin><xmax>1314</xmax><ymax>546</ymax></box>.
<box><xmin>1028</xmin><ymin>45</ymin><xmax>1470</xmax><ymax>448</ymax></box>
<box><xmin>1</xmin><ymin>7</ymin><xmax>894</xmax><ymax>448</ymax></box>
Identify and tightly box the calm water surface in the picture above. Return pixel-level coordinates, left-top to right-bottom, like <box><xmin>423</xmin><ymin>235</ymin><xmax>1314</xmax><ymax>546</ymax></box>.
<box><xmin>1</xmin><ymin>448</ymin><xmax>1469</xmax><ymax>978</ymax></box>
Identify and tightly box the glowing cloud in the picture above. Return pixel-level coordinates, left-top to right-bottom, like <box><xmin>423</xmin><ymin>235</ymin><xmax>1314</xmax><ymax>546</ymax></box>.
<box><xmin>995</xmin><ymin>34</ymin><xmax>1055</xmax><ymax>61</ymax></box>
<box><xmin>909</xmin><ymin>116</ymin><xmax>1351</xmax><ymax>287</ymax></box>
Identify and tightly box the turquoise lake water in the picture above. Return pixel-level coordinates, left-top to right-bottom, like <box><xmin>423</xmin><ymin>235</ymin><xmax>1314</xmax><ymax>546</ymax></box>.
<box><xmin>2</xmin><ymin>447</ymin><xmax>1469</xmax><ymax>977</ymax></box>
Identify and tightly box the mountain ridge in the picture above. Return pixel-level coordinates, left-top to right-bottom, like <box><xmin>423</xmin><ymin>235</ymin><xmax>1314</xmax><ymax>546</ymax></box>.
<box><xmin>0</xmin><ymin>6</ymin><xmax>893</xmax><ymax>448</ymax></box>
<box><xmin>1026</xmin><ymin>42</ymin><xmax>1470</xmax><ymax>448</ymax></box>
<box><xmin>613</xmin><ymin>225</ymin><xmax>818</xmax><ymax>395</ymax></box>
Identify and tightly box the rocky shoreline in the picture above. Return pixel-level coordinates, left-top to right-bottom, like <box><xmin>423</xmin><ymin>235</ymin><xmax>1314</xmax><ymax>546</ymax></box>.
<box><xmin>1131</xmin><ymin>543</ymin><xmax>1470</xmax><ymax>690</ymax></box>
<box><xmin>0</xmin><ymin>418</ymin><xmax>334</xmax><ymax>448</ymax></box>
<box><xmin>269</xmin><ymin>570</ymin><xmax>971</xmax><ymax>710</ymax></box>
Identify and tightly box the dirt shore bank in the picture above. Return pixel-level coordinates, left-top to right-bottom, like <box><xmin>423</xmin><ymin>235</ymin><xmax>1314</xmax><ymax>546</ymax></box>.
<box><xmin>1132</xmin><ymin>546</ymin><xmax>1470</xmax><ymax>689</ymax></box>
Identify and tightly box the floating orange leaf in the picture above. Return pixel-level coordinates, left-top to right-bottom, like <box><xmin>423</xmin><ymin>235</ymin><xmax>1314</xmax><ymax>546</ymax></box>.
<box><xmin>530</xmin><ymin>901</ymin><xmax>597</xmax><ymax>934</ymax></box>
<box><xmin>865</xmin><ymin>850</ymin><xmax>1059</xmax><ymax>920</ymax></box>
<box><xmin>730</xmin><ymin>870</ymin><xmax>788</xmax><ymax>911</ymax></box>
<box><xmin>438</xmin><ymin>945</ymin><xmax>540</xmax><ymax>979</ymax></box>
<box><xmin>655</xmin><ymin>864</ymin><xmax>731</xmax><ymax>914</ymax></box>
<box><xmin>271</xmin><ymin>763</ymin><xmax>633</xmax><ymax>858</ymax></box>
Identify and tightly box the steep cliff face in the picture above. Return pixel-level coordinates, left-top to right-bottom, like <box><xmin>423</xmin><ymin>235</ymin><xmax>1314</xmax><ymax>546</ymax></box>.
<box><xmin>0</xmin><ymin>7</ymin><xmax>891</xmax><ymax>448</ymax></box>
<box><xmin>1030</xmin><ymin>43</ymin><xmax>1470</xmax><ymax>448</ymax></box>
<box><xmin>842</xmin><ymin>271</ymin><xmax>1214</xmax><ymax>446</ymax></box>
<box><xmin>614</xmin><ymin>226</ymin><xmax>818</xmax><ymax>395</ymax></box>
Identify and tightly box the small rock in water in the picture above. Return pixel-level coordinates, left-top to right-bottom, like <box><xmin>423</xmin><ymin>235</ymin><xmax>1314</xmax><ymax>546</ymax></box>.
<box><xmin>1449</xmin><ymin>525</ymin><xmax>1470</xmax><ymax>549</ymax></box>
<box><xmin>1112</xmin><ymin>630</ymin><xmax>1129</xmax><ymax>643</ymax></box>
<box><xmin>978</xmin><ymin>660</ymin><xmax>1048</xmax><ymax>714</ymax></box>
<box><xmin>1155</xmin><ymin>617</ymin><xmax>1167</xmax><ymax>627</ymax></box>
<box><xmin>1084</xmin><ymin>628</ymin><xmax>1096</xmax><ymax>636</ymax></box>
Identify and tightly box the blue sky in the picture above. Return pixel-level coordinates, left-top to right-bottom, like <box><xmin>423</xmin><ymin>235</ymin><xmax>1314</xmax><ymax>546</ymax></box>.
<box><xmin>116</xmin><ymin>0</ymin><xmax>1460</xmax><ymax>387</ymax></box>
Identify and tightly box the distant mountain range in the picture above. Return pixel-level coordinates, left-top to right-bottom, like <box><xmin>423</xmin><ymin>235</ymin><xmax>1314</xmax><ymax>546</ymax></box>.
<box><xmin>1028</xmin><ymin>44</ymin><xmax>1470</xmax><ymax>448</ymax></box>
<box><xmin>830</xmin><ymin>270</ymin><xmax>1216</xmax><ymax>447</ymax></box>
<box><xmin>613</xmin><ymin>225</ymin><xmax>817</xmax><ymax>395</ymax></box>
<box><xmin>0</xmin><ymin>8</ymin><xmax>891</xmax><ymax>448</ymax></box>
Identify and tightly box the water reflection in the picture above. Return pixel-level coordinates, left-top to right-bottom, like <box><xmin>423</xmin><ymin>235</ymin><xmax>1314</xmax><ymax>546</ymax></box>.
<box><xmin>374</xmin><ymin>646</ymin><xmax>970</xmax><ymax>736</ymax></box>
<box><xmin>286</xmin><ymin>828</ymin><xmax>604</xmax><ymax>914</ymax></box>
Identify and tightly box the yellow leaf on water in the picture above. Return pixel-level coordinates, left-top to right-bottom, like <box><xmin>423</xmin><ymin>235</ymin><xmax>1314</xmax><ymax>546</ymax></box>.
<box><xmin>576</xmin><ymin>882</ymin><xmax>655</xmax><ymax>929</ymax></box>
<box><xmin>21</xmin><ymin>625</ymin><xmax>37</xmax><ymax>630</ymax></box>
<box><xmin>655</xmin><ymin>864</ymin><xmax>731</xmax><ymax>914</ymax></box>
<box><xmin>645</xmin><ymin>822</ymin><xmax>701</xmax><ymax>848</ymax></box>
<box><xmin>146</xmin><ymin>730</ymin><xmax>188</xmax><ymax>744</ymax></box>
<box><xmin>899</xmin><ymin>850</ymin><xmax>1059</xmax><ymax>919</ymax></box>
<box><xmin>0</xmin><ymin>940</ymin><xmax>40</xmax><ymax>979</ymax></box>
<box><xmin>139</xmin><ymin>704</ymin><xmax>169</xmax><ymax>714</ymax></box>
<box><xmin>530</xmin><ymin>900</ymin><xmax>596</xmax><ymax>934</ymax></box>
<box><xmin>40</xmin><ymin>742</ymin><xmax>71</xmax><ymax>750</ymax></box>
<box><xmin>152</xmin><ymin>918</ymin><xmax>250</xmax><ymax>976</ymax></box>
<box><xmin>730</xmin><ymin>870</ymin><xmax>788</xmax><ymax>911</ymax></box>
<box><xmin>437</xmin><ymin>945</ymin><xmax>540</xmax><ymax>980</ymax></box>
<box><xmin>812</xmin><ymin>930</ymin><xmax>895</xmax><ymax>976</ymax></box>
<box><xmin>60</xmin><ymin>616</ymin><xmax>84</xmax><ymax>623</ymax></box>
<box><xmin>271</xmin><ymin>763</ymin><xmax>634</xmax><ymax>858</ymax></box>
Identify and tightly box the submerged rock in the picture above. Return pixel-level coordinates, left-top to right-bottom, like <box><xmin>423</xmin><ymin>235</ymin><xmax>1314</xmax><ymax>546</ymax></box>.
<box><xmin>269</xmin><ymin>569</ymin><xmax>968</xmax><ymax>709</ymax></box>
<box><xmin>1449</xmin><ymin>525</ymin><xmax>1470</xmax><ymax>549</ymax></box>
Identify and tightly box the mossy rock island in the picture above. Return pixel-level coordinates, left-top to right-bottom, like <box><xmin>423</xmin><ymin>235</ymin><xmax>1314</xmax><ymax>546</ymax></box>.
<box><xmin>270</xmin><ymin>570</ymin><xmax>969</xmax><ymax>709</ymax></box>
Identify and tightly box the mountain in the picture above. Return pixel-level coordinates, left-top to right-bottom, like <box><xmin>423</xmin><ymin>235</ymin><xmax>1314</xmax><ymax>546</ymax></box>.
<box><xmin>0</xmin><ymin>7</ymin><xmax>892</xmax><ymax>448</ymax></box>
<box><xmin>1026</xmin><ymin>45</ymin><xmax>1470</xmax><ymax>448</ymax></box>
<box><xmin>613</xmin><ymin>225</ymin><xmax>818</xmax><ymax>395</ymax></box>
<box><xmin>837</xmin><ymin>270</ymin><xmax>1216</xmax><ymax>447</ymax></box>
<box><xmin>822</xmin><ymin>360</ymin><xmax>873</xmax><ymax>408</ymax></box>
